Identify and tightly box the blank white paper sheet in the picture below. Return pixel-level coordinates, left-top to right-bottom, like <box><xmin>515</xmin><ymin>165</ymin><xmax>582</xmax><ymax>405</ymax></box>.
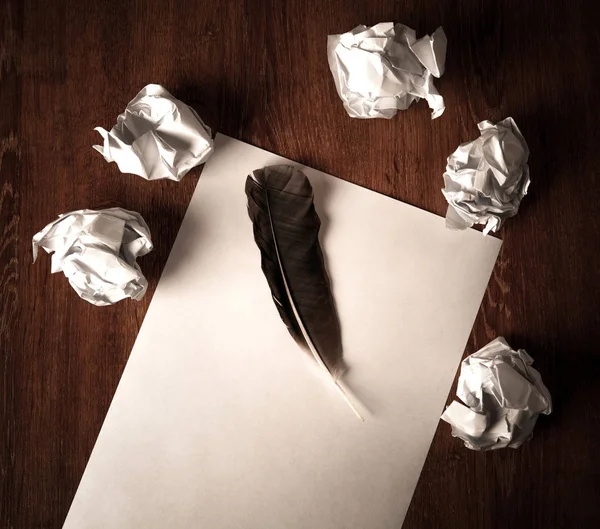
<box><xmin>63</xmin><ymin>134</ymin><xmax>502</xmax><ymax>529</ymax></box>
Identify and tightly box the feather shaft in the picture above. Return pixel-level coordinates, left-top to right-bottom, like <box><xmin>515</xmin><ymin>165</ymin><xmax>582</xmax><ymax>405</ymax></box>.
<box><xmin>246</xmin><ymin>165</ymin><xmax>363</xmax><ymax>421</ymax></box>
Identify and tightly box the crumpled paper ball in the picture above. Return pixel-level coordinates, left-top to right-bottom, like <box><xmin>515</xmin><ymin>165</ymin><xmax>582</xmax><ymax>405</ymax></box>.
<box><xmin>94</xmin><ymin>84</ymin><xmax>214</xmax><ymax>181</ymax></box>
<box><xmin>327</xmin><ymin>22</ymin><xmax>447</xmax><ymax>119</ymax></box>
<box><xmin>442</xmin><ymin>117</ymin><xmax>530</xmax><ymax>234</ymax></box>
<box><xmin>32</xmin><ymin>208</ymin><xmax>153</xmax><ymax>306</ymax></box>
<box><xmin>441</xmin><ymin>337</ymin><xmax>552</xmax><ymax>450</ymax></box>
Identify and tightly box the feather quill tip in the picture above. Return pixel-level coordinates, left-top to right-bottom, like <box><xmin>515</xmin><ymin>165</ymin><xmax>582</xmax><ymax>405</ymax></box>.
<box><xmin>335</xmin><ymin>382</ymin><xmax>364</xmax><ymax>421</ymax></box>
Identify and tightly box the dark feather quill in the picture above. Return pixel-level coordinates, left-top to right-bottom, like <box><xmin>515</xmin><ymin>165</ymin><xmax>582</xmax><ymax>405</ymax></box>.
<box><xmin>245</xmin><ymin>165</ymin><xmax>362</xmax><ymax>420</ymax></box>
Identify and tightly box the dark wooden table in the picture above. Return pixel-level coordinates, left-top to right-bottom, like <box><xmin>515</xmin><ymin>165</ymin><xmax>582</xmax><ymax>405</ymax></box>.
<box><xmin>2</xmin><ymin>0</ymin><xmax>599</xmax><ymax>527</ymax></box>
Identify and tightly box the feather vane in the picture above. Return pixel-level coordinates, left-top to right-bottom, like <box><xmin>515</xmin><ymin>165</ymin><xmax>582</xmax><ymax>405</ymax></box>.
<box><xmin>245</xmin><ymin>165</ymin><xmax>363</xmax><ymax>420</ymax></box>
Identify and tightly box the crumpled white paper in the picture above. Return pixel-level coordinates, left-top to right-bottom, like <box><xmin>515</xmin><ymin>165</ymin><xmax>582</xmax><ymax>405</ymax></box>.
<box><xmin>32</xmin><ymin>208</ymin><xmax>153</xmax><ymax>306</ymax></box>
<box><xmin>442</xmin><ymin>117</ymin><xmax>530</xmax><ymax>234</ymax></box>
<box><xmin>327</xmin><ymin>22</ymin><xmax>447</xmax><ymax>119</ymax></box>
<box><xmin>441</xmin><ymin>337</ymin><xmax>552</xmax><ymax>450</ymax></box>
<box><xmin>94</xmin><ymin>84</ymin><xmax>214</xmax><ymax>181</ymax></box>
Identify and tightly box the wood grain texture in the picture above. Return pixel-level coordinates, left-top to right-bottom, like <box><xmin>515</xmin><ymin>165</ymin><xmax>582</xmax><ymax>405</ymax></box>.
<box><xmin>1</xmin><ymin>0</ymin><xmax>599</xmax><ymax>527</ymax></box>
